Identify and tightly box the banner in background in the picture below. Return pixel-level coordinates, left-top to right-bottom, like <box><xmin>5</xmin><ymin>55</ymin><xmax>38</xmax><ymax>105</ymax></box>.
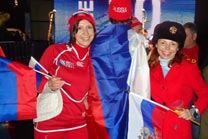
<box><xmin>54</xmin><ymin>0</ymin><xmax>195</xmax><ymax>43</ymax></box>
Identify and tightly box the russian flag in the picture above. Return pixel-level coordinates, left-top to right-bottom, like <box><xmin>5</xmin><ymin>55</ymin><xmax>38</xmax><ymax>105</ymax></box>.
<box><xmin>128</xmin><ymin>93</ymin><xmax>162</xmax><ymax>139</ymax></box>
<box><xmin>28</xmin><ymin>56</ymin><xmax>50</xmax><ymax>88</ymax></box>
<box><xmin>88</xmin><ymin>24</ymin><xmax>150</xmax><ymax>139</ymax></box>
<box><xmin>0</xmin><ymin>57</ymin><xmax>37</xmax><ymax>122</ymax></box>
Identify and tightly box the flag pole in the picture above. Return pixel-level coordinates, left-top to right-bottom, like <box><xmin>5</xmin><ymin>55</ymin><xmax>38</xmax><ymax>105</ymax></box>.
<box><xmin>169</xmin><ymin>109</ymin><xmax>200</xmax><ymax>126</ymax></box>
<box><xmin>33</xmin><ymin>69</ymin><xmax>71</xmax><ymax>87</ymax></box>
<box><xmin>29</xmin><ymin>56</ymin><xmax>48</xmax><ymax>74</ymax></box>
<box><xmin>29</xmin><ymin>58</ymin><xmax>87</xmax><ymax>103</ymax></box>
<box><xmin>130</xmin><ymin>92</ymin><xmax>200</xmax><ymax>126</ymax></box>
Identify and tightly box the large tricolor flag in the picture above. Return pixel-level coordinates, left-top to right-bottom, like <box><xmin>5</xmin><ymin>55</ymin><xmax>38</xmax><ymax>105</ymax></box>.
<box><xmin>0</xmin><ymin>57</ymin><xmax>37</xmax><ymax>122</ymax></box>
<box><xmin>88</xmin><ymin>24</ymin><xmax>150</xmax><ymax>139</ymax></box>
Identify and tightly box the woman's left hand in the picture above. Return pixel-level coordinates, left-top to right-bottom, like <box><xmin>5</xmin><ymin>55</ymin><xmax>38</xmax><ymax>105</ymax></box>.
<box><xmin>48</xmin><ymin>76</ymin><xmax>65</xmax><ymax>91</ymax></box>
<box><xmin>178</xmin><ymin>109</ymin><xmax>193</xmax><ymax>120</ymax></box>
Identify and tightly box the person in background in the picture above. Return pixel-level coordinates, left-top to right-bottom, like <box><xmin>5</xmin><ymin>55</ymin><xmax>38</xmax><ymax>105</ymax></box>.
<box><xmin>181</xmin><ymin>22</ymin><xmax>199</xmax><ymax>62</ymax></box>
<box><xmin>129</xmin><ymin>16</ymin><xmax>151</xmax><ymax>55</ymax></box>
<box><xmin>181</xmin><ymin>22</ymin><xmax>200</xmax><ymax>139</ymax></box>
<box><xmin>33</xmin><ymin>10</ymin><xmax>96</xmax><ymax>139</ymax></box>
<box><xmin>0</xmin><ymin>12</ymin><xmax>25</xmax><ymax>41</ymax></box>
<box><xmin>0</xmin><ymin>12</ymin><xmax>12</xmax><ymax>41</ymax></box>
<box><xmin>129</xmin><ymin>16</ymin><xmax>143</xmax><ymax>34</ymax></box>
<box><xmin>87</xmin><ymin>0</ymin><xmax>150</xmax><ymax>138</ymax></box>
<box><xmin>148</xmin><ymin>21</ymin><xmax>208</xmax><ymax>139</ymax></box>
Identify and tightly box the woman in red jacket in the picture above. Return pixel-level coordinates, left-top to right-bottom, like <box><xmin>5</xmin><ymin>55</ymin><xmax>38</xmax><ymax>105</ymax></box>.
<box><xmin>149</xmin><ymin>21</ymin><xmax>208</xmax><ymax>139</ymax></box>
<box><xmin>33</xmin><ymin>10</ymin><xmax>96</xmax><ymax>139</ymax></box>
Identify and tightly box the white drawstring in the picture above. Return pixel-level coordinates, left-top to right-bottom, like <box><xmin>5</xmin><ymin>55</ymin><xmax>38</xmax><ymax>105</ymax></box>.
<box><xmin>34</xmin><ymin>123</ymin><xmax>87</xmax><ymax>133</ymax></box>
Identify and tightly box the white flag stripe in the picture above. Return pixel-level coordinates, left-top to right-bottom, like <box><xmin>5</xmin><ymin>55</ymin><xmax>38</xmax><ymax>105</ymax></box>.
<box><xmin>29</xmin><ymin>56</ymin><xmax>49</xmax><ymax>74</ymax></box>
<box><xmin>128</xmin><ymin>92</ymin><xmax>144</xmax><ymax>139</ymax></box>
<box><xmin>127</xmin><ymin>30</ymin><xmax>150</xmax><ymax>99</ymax></box>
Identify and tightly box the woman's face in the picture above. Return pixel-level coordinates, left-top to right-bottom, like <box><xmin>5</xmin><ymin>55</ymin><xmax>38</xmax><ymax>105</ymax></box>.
<box><xmin>156</xmin><ymin>39</ymin><xmax>179</xmax><ymax>59</ymax></box>
<box><xmin>75</xmin><ymin>19</ymin><xmax>95</xmax><ymax>48</ymax></box>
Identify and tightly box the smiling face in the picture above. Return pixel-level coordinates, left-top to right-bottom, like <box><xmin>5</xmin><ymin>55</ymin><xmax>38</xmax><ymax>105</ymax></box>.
<box><xmin>75</xmin><ymin>19</ymin><xmax>95</xmax><ymax>48</ymax></box>
<box><xmin>156</xmin><ymin>39</ymin><xmax>179</xmax><ymax>59</ymax></box>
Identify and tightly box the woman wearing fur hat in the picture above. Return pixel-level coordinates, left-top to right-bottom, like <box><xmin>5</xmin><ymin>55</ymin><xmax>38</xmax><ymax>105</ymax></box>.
<box><xmin>33</xmin><ymin>10</ymin><xmax>96</xmax><ymax>139</ymax></box>
<box><xmin>149</xmin><ymin>21</ymin><xmax>208</xmax><ymax>139</ymax></box>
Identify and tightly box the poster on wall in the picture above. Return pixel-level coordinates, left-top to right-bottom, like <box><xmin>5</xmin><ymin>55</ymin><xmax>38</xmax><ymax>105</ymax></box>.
<box><xmin>54</xmin><ymin>0</ymin><xmax>195</xmax><ymax>43</ymax></box>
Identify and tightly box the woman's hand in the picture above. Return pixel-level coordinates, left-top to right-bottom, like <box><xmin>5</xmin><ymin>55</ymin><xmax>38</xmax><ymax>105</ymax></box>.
<box><xmin>177</xmin><ymin>109</ymin><xmax>193</xmax><ymax>120</ymax></box>
<box><xmin>48</xmin><ymin>76</ymin><xmax>65</xmax><ymax>91</ymax></box>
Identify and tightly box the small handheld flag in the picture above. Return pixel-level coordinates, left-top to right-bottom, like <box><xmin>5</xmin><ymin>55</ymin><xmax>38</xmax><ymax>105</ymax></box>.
<box><xmin>28</xmin><ymin>56</ymin><xmax>71</xmax><ymax>87</ymax></box>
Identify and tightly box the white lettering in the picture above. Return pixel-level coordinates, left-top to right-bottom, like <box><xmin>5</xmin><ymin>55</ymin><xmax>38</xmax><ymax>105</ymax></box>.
<box><xmin>113</xmin><ymin>7</ymin><xmax>127</xmax><ymax>13</ymax></box>
<box><xmin>78</xmin><ymin>1</ymin><xmax>94</xmax><ymax>12</ymax></box>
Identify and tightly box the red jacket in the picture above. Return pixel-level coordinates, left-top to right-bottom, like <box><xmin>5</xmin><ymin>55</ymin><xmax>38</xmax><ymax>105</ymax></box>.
<box><xmin>36</xmin><ymin>43</ymin><xmax>90</xmax><ymax>131</ymax></box>
<box><xmin>181</xmin><ymin>44</ymin><xmax>199</xmax><ymax>62</ymax></box>
<box><xmin>150</xmin><ymin>59</ymin><xmax>208</xmax><ymax>139</ymax></box>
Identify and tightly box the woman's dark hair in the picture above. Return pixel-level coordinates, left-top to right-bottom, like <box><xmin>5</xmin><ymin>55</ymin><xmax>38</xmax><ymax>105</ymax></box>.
<box><xmin>109</xmin><ymin>17</ymin><xmax>132</xmax><ymax>25</ymax></box>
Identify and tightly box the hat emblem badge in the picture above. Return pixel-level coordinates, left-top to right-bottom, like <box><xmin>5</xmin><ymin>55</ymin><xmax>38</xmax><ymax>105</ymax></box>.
<box><xmin>169</xmin><ymin>26</ymin><xmax>177</xmax><ymax>34</ymax></box>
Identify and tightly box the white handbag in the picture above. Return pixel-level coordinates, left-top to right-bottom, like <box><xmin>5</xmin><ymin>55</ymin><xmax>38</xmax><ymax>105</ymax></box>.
<box><xmin>33</xmin><ymin>83</ymin><xmax>63</xmax><ymax>122</ymax></box>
